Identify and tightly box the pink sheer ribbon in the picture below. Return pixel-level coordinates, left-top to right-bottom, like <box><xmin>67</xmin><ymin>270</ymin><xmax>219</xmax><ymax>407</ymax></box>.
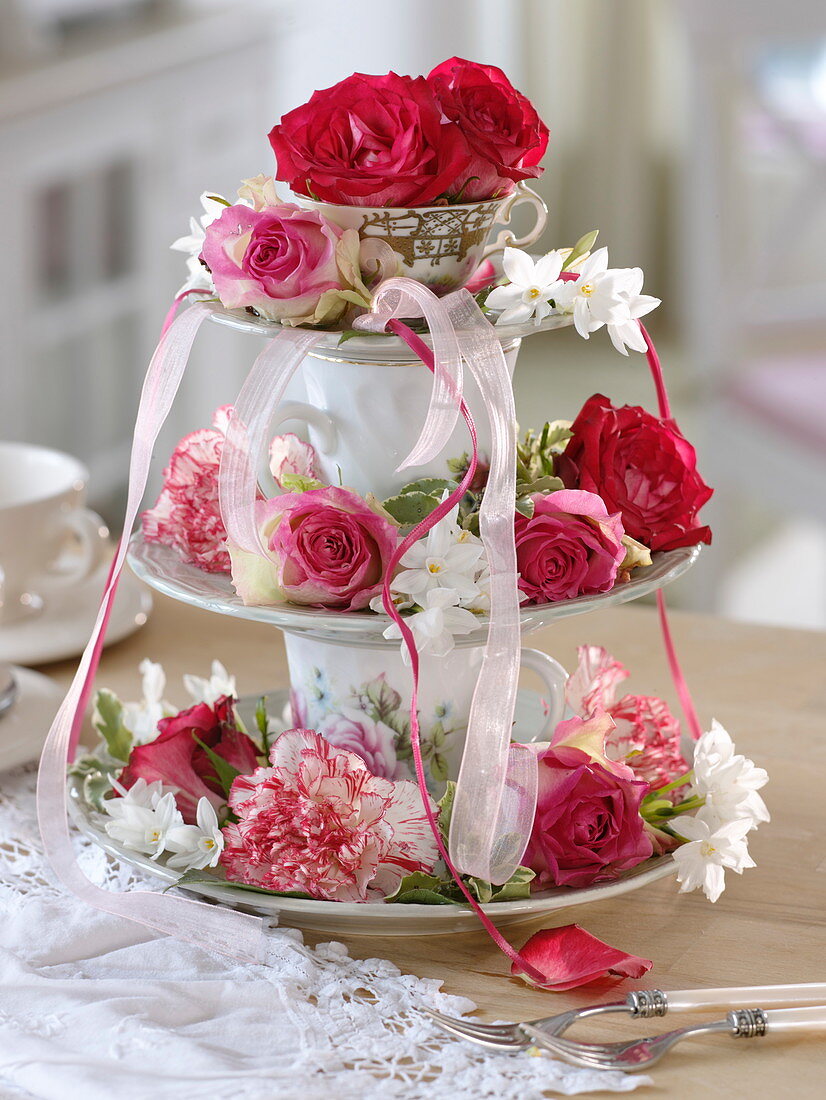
<box><xmin>36</xmin><ymin>302</ymin><xmax>271</xmax><ymax>963</ymax></box>
<box><xmin>219</xmin><ymin>329</ymin><xmax>323</xmax><ymax>556</ymax></box>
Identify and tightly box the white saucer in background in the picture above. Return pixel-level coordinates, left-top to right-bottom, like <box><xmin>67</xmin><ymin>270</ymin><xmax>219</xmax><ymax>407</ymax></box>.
<box><xmin>0</xmin><ymin>561</ymin><xmax>152</xmax><ymax>667</ymax></box>
<box><xmin>0</xmin><ymin>666</ymin><xmax>65</xmax><ymax>771</ymax></box>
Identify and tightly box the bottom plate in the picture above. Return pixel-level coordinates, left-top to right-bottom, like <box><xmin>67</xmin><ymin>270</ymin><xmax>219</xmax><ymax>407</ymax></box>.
<box><xmin>69</xmin><ymin>689</ymin><xmax>676</xmax><ymax>936</ymax></box>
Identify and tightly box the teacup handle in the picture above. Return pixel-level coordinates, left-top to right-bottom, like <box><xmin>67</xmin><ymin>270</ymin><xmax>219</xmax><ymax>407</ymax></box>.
<box><xmin>272</xmin><ymin>401</ymin><xmax>338</xmax><ymax>455</ymax></box>
<box><xmin>519</xmin><ymin>647</ymin><xmax>567</xmax><ymax>741</ymax></box>
<box><xmin>47</xmin><ymin>507</ymin><xmax>110</xmax><ymax>587</ymax></box>
<box><xmin>481</xmin><ymin>183</ymin><xmax>548</xmax><ymax>262</ymax></box>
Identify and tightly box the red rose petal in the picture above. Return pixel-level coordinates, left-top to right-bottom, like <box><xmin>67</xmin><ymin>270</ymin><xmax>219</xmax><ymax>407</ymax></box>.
<box><xmin>511</xmin><ymin>924</ymin><xmax>653</xmax><ymax>991</ymax></box>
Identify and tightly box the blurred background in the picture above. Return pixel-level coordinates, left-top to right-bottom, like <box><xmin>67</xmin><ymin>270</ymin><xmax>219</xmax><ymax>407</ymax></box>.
<box><xmin>1</xmin><ymin>0</ymin><xmax>825</xmax><ymax>629</ymax></box>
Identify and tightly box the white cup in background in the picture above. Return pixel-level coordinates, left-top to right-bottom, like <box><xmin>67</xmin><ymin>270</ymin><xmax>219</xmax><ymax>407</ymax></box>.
<box><xmin>0</xmin><ymin>442</ymin><xmax>109</xmax><ymax>626</ymax></box>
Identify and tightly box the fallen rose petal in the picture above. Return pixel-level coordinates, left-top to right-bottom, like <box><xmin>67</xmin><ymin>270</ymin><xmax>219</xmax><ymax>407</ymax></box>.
<box><xmin>512</xmin><ymin>924</ymin><xmax>653</xmax><ymax>991</ymax></box>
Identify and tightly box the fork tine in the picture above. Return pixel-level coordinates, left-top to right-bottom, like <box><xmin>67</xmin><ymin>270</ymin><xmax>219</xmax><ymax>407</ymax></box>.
<box><xmin>424</xmin><ymin>1008</ymin><xmax>527</xmax><ymax>1049</ymax></box>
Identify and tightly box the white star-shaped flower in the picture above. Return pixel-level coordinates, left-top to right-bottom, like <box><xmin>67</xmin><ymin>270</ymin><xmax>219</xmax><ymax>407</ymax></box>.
<box><xmin>393</xmin><ymin>511</ymin><xmax>485</xmax><ymax>602</ymax></box>
<box><xmin>121</xmin><ymin>660</ymin><xmax>173</xmax><ymax>745</ymax></box>
<box><xmin>103</xmin><ymin>787</ymin><xmax>183</xmax><ymax>860</ymax></box>
<box><xmin>672</xmin><ymin>809</ymin><xmax>755</xmax><ymax>903</ymax></box>
<box><xmin>487</xmin><ymin>248</ymin><xmax>566</xmax><ymax>326</ymax></box>
<box><xmin>383</xmin><ymin>588</ymin><xmax>479</xmax><ymax>663</ymax></box>
<box><xmin>165</xmin><ymin>798</ymin><xmax>225</xmax><ymax>871</ymax></box>
<box><xmin>691</xmin><ymin>719</ymin><xmax>770</xmax><ymax>830</ymax></box>
<box><xmin>183</xmin><ymin>660</ymin><xmax>237</xmax><ymax>707</ymax></box>
<box><xmin>170</xmin><ymin>191</ymin><xmax>232</xmax><ymax>296</ymax></box>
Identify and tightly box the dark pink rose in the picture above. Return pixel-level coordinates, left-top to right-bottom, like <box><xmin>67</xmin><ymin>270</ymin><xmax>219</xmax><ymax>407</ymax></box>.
<box><xmin>514</xmin><ymin>489</ymin><xmax>625</xmax><ymax>604</ymax></box>
<box><xmin>523</xmin><ymin>714</ymin><xmax>653</xmax><ymax>888</ymax></box>
<box><xmin>142</xmin><ymin>406</ymin><xmax>233</xmax><ymax>573</ymax></box>
<box><xmin>201</xmin><ymin>202</ymin><xmax>343</xmax><ymax>322</ymax></box>
<box><xmin>428</xmin><ymin>57</ymin><xmax>549</xmax><ymax>201</ymax></box>
<box><xmin>118</xmin><ymin>696</ymin><xmax>260</xmax><ymax>823</ymax></box>
<box><xmin>229</xmin><ymin>486</ymin><xmax>399</xmax><ymax>611</ymax></box>
<box><xmin>318</xmin><ymin>709</ymin><xmax>407</xmax><ymax>780</ymax></box>
<box><xmin>268</xmin><ymin>71</ymin><xmax>472</xmax><ymax>207</ymax></box>
<box><xmin>557</xmin><ymin>394</ymin><xmax>713</xmax><ymax>552</ymax></box>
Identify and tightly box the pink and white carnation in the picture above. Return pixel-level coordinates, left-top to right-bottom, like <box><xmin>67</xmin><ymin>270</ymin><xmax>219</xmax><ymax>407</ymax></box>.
<box><xmin>318</xmin><ymin>709</ymin><xmax>409</xmax><ymax>781</ymax></box>
<box><xmin>269</xmin><ymin>433</ymin><xmax>319</xmax><ymax>489</ymax></box>
<box><xmin>566</xmin><ymin>644</ymin><xmax>689</xmax><ymax>789</ymax></box>
<box><xmin>228</xmin><ymin>486</ymin><xmax>399</xmax><ymax>611</ymax></box>
<box><xmin>201</xmin><ymin>202</ymin><xmax>347</xmax><ymax>326</ymax></box>
<box><xmin>220</xmin><ymin>728</ymin><xmax>438</xmax><ymax>901</ymax></box>
<box><xmin>142</xmin><ymin>405</ymin><xmax>234</xmax><ymax>573</ymax></box>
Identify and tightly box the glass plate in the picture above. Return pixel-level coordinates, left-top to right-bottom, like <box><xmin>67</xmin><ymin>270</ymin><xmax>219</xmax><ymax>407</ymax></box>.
<box><xmin>127</xmin><ymin>535</ymin><xmax>701</xmax><ymax>645</ymax></box>
<box><xmin>68</xmin><ymin>688</ymin><xmax>677</xmax><ymax>937</ymax></box>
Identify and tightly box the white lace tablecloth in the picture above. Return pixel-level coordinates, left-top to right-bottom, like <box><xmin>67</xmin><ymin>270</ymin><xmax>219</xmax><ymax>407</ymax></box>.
<box><xmin>0</xmin><ymin>765</ymin><xmax>648</xmax><ymax>1099</ymax></box>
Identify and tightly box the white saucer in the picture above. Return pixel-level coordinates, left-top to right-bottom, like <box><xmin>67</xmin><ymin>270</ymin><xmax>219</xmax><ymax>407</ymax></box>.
<box><xmin>0</xmin><ymin>665</ymin><xmax>65</xmax><ymax>771</ymax></box>
<box><xmin>68</xmin><ymin>688</ymin><xmax>677</xmax><ymax>936</ymax></box>
<box><xmin>0</xmin><ymin>561</ymin><xmax>152</xmax><ymax>667</ymax></box>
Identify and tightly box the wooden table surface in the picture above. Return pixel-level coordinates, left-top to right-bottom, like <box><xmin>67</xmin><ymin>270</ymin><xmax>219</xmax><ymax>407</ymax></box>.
<box><xmin>40</xmin><ymin>588</ymin><xmax>826</xmax><ymax>1097</ymax></box>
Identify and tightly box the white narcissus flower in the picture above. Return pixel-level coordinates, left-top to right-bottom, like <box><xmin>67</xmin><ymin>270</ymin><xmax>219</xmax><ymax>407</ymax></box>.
<box><xmin>121</xmin><ymin>660</ymin><xmax>174</xmax><ymax>745</ymax></box>
<box><xmin>487</xmin><ymin>248</ymin><xmax>566</xmax><ymax>326</ymax></box>
<box><xmin>103</xmin><ymin>788</ymin><xmax>183</xmax><ymax>860</ymax></box>
<box><xmin>183</xmin><ymin>660</ymin><xmax>237</xmax><ymax>707</ymax></box>
<box><xmin>672</xmin><ymin>810</ymin><xmax>755</xmax><ymax>903</ymax></box>
<box><xmin>170</xmin><ymin>191</ymin><xmax>233</xmax><ymax>296</ymax></box>
<box><xmin>604</xmin><ymin>267</ymin><xmax>661</xmax><ymax>355</ymax></box>
<box><xmin>165</xmin><ymin>798</ymin><xmax>225</xmax><ymax>871</ymax></box>
<box><xmin>383</xmin><ymin>588</ymin><xmax>479</xmax><ymax>663</ymax></box>
<box><xmin>691</xmin><ymin>719</ymin><xmax>770</xmax><ymax>830</ymax></box>
<box><xmin>393</xmin><ymin>510</ymin><xmax>485</xmax><ymax>602</ymax></box>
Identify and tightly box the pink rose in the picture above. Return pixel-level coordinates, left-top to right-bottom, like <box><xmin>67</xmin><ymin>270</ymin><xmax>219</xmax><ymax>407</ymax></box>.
<box><xmin>201</xmin><ymin>202</ymin><xmax>343</xmax><ymax>322</ymax></box>
<box><xmin>142</xmin><ymin>406</ymin><xmax>234</xmax><ymax>573</ymax></box>
<box><xmin>268</xmin><ymin>71</ymin><xmax>472</xmax><ymax>207</ymax></box>
<box><xmin>229</xmin><ymin>486</ymin><xmax>399</xmax><ymax>610</ymax></box>
<box><xmin>566</xmin><ymin>645</ymin><xmax>689</xmax><ymax>789</ymax></box>
<box><xmin>428</xmin><ymin>57</ymin><xmax>549</xmax><ymax>201</ymax></box>
<box><xmin>514</xmin><ymin>489</ymin><xmax>625</xmax><ymax>604</ymax></box>
<box><xmin>220</xmin><ymin>728</ymin><xmax>438</xmax><ymax>900</ymax></box>
<box><xmin>524</xmin><ymin>714</ymin><xmax>653</xmax><ymax>888</ymax></box>
<box><xmin>118</xmin><ymin>696</ymin><xmax>261</xmax><ymax>824</ymax></box>
<box><xmin>318</xmin><ymin>710</ymin><xmax>407</xmax><ymax>781</ymax></box>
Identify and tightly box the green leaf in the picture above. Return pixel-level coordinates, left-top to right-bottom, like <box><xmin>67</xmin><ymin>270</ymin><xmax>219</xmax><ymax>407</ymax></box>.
<box><xmin>562</xmin><ymin>229</ymin><xmax>599</xmax><ymax>271</ymax></box>
<box><xmin>279</xmin><ymin>472</ymin><xmax>326</xmax><ymax>493</ymax></box>
<box><xmin>515</xmin><ymin>495</ymin><xmax>535</xmax><ymax>519</ymax></box>
<box><xmin>436</xmin><ymin>781</ymin><xmax>456</xmax><ymax>843</ymax></box>
<box><xmin>381</xmin><ymin>491</ymin><xmax>442</xmax><ymax>526</ymax></box>
<box><xmin>84</xmin><ymin>770</ymin><xmax>115</xmax><ymax>812</ymax></box>
<box><xmin>193</xmin><ymin>737</ymin><xmax>241</xmax><ymax>798</ymax></box>
<box><xmin>430</xmin><ymin>754</ymin><xmax>450</xmax><ymax>783</ymax></box>
<box><xmin>255</xmin><ymin>696</ymin><xmax>270</xmax><ymax>755</ymax></box>
<box><xmin>489</xmin><ymin>865</ymin><xmax>535</xmax><ymax>901</ymax></box>
<box><xmin>364</xmin><ymin>675</ymin><xmax>402</xmax><ymax>723</ymax></box>
<box><xmin>400</xmin><ymin>477</ymin><xmax>454</xmax><ymax>497</ymax></box>
<box><xmin>384</xmin><ymin>871</ymin><xmax>462</xmax><ymax>906</ymax></box>
<box><xmin>390</xmin><ymin>889</ymin><xmax>462</xmax><ymax>906</ymax></box>
<box><xmin>170</xmin><ymin>869</ymin><xmax>314</xmax><ymax>899</ymax></box>
<box><xmin>91</xmin><ymin>689</ymin><xmax>133</xmax><ymax>763</ymax></box>
<box><xmin>466</xmin><ymin>876</ymin><xmax>493</xmax><ymax>903</ymax></box>
<box><xmin>337</xmin><ymin>329</ymin><xmax>364</xmax><ymax>345</ymax></box>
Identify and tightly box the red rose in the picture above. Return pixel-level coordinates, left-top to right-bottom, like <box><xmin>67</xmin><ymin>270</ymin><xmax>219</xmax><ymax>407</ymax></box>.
<box><xmin>557</xmin><ymin>394</ymin><xmax>713</xmax><ymax>552</ymax></box>
<box><xmin>118</xmin><ymin>696</ymin><xmax>260</xmax><ymax>823</ymax></box>
<box><xmin>514</xmin><ymin>489</ymin><xmax>625</xmax><ymax>604</ymax></box>
<box><xmin>428</xmin><ymin>57</ymin><xmax>549</xmax><ymax>201</ymax></box>
<box><xmin>524</xmin><ymin>715</ymin><xmax>653</xmax><ymax>889</ymax></box>
<box><xmin>268</xmin><ymin>71</ymin><xmax>472</xmax><ymax>207</ymax></box>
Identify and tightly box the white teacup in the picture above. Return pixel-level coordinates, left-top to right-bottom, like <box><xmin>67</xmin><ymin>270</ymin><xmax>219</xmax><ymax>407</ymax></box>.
<box><xmin>272</xmin><ymin>339</ymin><xmax>521</xmax><ymax>500</ymax></box>
<box><xmin>284</xmin><ymin>632</ymin><xmax>567</xmax><ymax>793</ymax></box>
<box><xmin>298</xmin><ymin>182</ymin><xmax>547</xmax><ymax>295</ymax></box>
<box><xmin>0</xmin><ymin>442</ymin><xmax>109</xmax><ymax>625</ymax></box>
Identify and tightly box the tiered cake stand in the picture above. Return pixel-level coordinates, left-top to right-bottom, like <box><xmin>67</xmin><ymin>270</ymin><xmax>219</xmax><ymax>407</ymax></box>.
<box><xmin>74</xmin><ymin>307</ymin><xmax>702</xmax><ymax>935</ymax></box>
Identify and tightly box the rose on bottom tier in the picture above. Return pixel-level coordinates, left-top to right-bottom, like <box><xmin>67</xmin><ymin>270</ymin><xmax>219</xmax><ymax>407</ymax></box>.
<box><xmin>283</xmin><ymin>632</ymin><xmax>567</xmax><ymax>790</ymax></box>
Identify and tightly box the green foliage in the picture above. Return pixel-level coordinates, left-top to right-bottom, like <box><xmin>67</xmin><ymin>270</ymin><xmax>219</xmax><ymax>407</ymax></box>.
<box><xmin>255</xmin><ymin>696</ymin><xmax>270</xmax><ymax>755</ymax></box>
<box><xmin>279</xmin><ymin>472</ymin><xmax>326</xmax><ymax>493</ymax></box>
<box><xmin>382</xmin><ymin>490</ymin><xmax>443</xmax><ymax>526</ymax></box>
<box><xmin>68</xmin><ymin>755</ymin><xmax>117</xmax><ymax>812</ymax></box>
<box><xmin>562</xmin><ymin>229</ymin><xmax>599</xmax><ymax>271</ymax></box>
<box><xmin>170</xmin><ymin>869</ymin><xmax>314</xmax><ymax>899</ymax></box>
<box><xmin>193</xmin><ymin>737</ymin><xmax>241</xmax><ymax>798</ymax></box>
<box><xmin>91</xmin><ymin>689</ymin><xmax>133</xmax><ymax>763</ymax></box>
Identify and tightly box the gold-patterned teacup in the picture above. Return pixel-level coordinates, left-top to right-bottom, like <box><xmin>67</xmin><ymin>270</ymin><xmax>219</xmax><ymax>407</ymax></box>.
<box><xmin>299</xmin><ymin>182</ymin><xmax>547</xmax><ymax>296</ymax></box>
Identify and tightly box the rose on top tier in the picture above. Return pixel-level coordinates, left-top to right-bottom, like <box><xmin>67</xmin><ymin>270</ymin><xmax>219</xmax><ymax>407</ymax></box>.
<box><xmin>428</xmin><ymin>57</ymin><xmax>549</xmax><ymax>202</ymax></box>
<box><xmin>201</xmin><ymin>202</ymin><xmax>347</xmax><ymax>326</ymax></box>
<box><xmin>228</xmin><ymin>486</ymin><xmax>399</xmax><ymax>611</ymax></box>
<box><xmin>268</xmin><ymin>61</ymin><xmax>548</xmax><ymax>206</ymax></box>
<box><xmin>556</xmin><ymin>394</ymin><xmax>713</xmax><ymax>552</ymax></box>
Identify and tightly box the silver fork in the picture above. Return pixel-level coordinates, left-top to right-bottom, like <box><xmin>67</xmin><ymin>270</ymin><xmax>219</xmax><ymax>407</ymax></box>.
<box><xmin>425</xmin><ymin>982</ymin><xmax>826</xmax><ymax>1053</ymax></box>
<box><xmin>522</xmin><ymin>1005</ymin><xmax>826</xmax><ymax>1072</ymax></box>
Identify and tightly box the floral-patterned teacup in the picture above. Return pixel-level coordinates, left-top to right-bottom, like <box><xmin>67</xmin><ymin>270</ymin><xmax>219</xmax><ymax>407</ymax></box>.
<box><xmin>298</xmin><ymin>182</ymin><xmax>547</xmax><ymax>296</ymax></box>
<box><xmin>283</xmin><ymin>632</ymin><xmax>567</xmax><ymax>793</ymax></box>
